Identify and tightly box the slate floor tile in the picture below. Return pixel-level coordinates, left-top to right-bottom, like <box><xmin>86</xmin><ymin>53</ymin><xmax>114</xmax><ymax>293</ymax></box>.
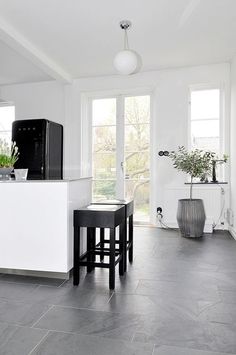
<box><xmin>0</xmin><ymin>228</ymin><xmax>235</xmax><ymax>354</ymax></box>
<box><xmin>31</xmin><ymin>331</ymin><xmax>154</xmax><ymax>355</ymax></box>
<box><xmin>0</xmin><ymin>298</ymin><xmax>50</xmax><ymax>326</ymax></box>
<box><xmin>153</xmin><ymin>345</ymin><xmax>236</xmax><ymax>355</ymax></box>
<box><xmin>26</xmin><ymin>284</ymin><xmax>112</xmax><ymax>310</ymax></box>
<box><xmin>104</xmin><ymin>292</ymin><xmax>207</xmax><ymax>320</ymax></box>
<box><xmin>33</xmin><ymin>305</ymin><xmax>140</xmax><ymax>341</ymax></box>
<box><xmin>135</xmin><ymin>279</ymin><xmax>220</xmax><ymax>302</ymax></box>
<box><xmin>219</xmin><ymin>290</ymin><xmax>236</xmax><ymax>304</ymax></box>
<box><xmin>0</xmin><ymin>322</ymin><xmax>47</xmax><ymax>355</ymax></box>
<box><xmin>206</xmin><ymin>321</ymin><xmax>236</xmax><ymax>354</ymax></box>
<box><xmin>198</xmin><ymin>301</ymin><xmax>236</xmax><ymax>324</ymax></box>
<box><xmin>63</xmin><ymin>273</ymin><xmax>139</xmax><ymax>294</ymax></box>
<box><xmin>133</xmin><ymin>313</ymin><xmax>213</xmax><ymax>347</ymax></box>
<box><xmin>0</xmin><ymin>281</ymin><xmax>38</xmax><ymax>301</ymax></box>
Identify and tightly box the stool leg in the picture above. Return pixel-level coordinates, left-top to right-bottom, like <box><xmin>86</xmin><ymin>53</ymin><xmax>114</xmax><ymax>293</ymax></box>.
<box><xmin>100</xmin><ymin>228</ymin><xmax>105</xmax><ymax>261</ymax></box>
<box><xmin>87</xmin><ymin>228</ymin><xmax>94</xmax><ymax>273</ymax></box>
<box><xmin>109</xmin><ymin>228</ymin><xmax>115</xmax><ymax>290</ymax></box>
<box><xmin>73</xmin><ymin>225</ymin><xmax>80</xmax><ymax>285</ymax></box>
<box><xmin>129</xmin><ymin>214</ymin><xmax>133</xmax><ymax>263</ymax></box>
<box><xmin>123</xmin><ymin>219</ymin><xmax>127</xmax><ymax>272</ymax></box>
<box><xmin>91</xmin><ymin>227</ymin><xmax>96</xmax><ymax>269</ymax></box>
<box><xmin>119</xmin><ymin>221</ymin><xmax>125</xmax><ymax>276</ymax></box>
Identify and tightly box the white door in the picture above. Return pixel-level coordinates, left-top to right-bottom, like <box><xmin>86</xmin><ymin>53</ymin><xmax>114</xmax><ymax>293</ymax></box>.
<box><xmin>91</xmin><ymin>95</ymin><xmax>151</xmax><ymax>223</ymax></box>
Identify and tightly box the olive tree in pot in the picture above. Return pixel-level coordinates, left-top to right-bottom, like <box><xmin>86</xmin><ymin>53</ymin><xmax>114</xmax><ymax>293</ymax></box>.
<box><xmin>169</xmin><ymin>146</ymin><xmax>215</xmax><ymax>238</ymax></box>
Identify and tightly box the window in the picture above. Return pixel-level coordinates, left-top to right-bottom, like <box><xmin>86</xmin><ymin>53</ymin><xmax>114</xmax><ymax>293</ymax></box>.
<box><xmin>0</xmin><ymin>105</ymin><xmax>15</xmax><ymax>144</ymax></box>
<box><xmin>190</xmin><ymin>89</ymin><xmax>220</xmax><ymax>155</ymax></box>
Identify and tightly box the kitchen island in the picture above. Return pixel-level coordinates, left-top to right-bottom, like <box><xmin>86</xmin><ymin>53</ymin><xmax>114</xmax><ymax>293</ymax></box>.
<box><xmin>0</xmin><ymin>177</ymin><xmax>91</xmax><ymax>278</ymax></box>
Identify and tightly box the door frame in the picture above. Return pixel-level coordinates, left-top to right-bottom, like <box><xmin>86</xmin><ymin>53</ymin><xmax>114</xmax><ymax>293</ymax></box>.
<box><xmin>81</xmin><ymin>88</ymin><xmax>155</xmax><ymax>225</ymax></box>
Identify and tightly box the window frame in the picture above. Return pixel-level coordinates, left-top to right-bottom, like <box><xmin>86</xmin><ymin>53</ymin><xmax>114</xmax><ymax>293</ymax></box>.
<box><xmin>82</xmin><ymin>89</ymin><xmax>153</xmax><ymax>224</ymax></box>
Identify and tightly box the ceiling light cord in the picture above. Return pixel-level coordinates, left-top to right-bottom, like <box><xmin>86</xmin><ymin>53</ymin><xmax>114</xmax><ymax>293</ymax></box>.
<box><xmin>124</xmin><ymin>29</ymin><xmax>129</xmax><ymax>50</ymax></box>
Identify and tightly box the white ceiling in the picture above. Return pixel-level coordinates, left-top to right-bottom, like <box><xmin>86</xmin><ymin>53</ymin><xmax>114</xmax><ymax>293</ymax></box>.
<box><xmin>0</xmin><ymin>40</ymin><xmax>51</xmax><ymax>85</ymax></box>
<box><xmin>0</xmin><ymin>0</ymin><xmax>236</xmax><ymax>84</ymax></box>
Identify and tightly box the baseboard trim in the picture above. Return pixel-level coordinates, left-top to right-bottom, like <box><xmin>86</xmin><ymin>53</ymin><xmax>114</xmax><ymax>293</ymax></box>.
<box><xmin>0</xmin><ymin>268</ymin><xmax>70</xmax><ymax>279</ymax></box>
<box><xmin>159</xmin><ymin>221</ymin><xmax>213</xmax><ymax>233</ymax></box>
<box><xmin>229</xmin><ymin>227</ymin><xmax>236</xmax><ymax>240</ymax></box>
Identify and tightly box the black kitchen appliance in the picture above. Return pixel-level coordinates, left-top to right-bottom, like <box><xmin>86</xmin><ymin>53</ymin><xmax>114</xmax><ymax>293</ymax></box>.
<box><xmin>12</xmin><ymin>119</ymin><xmax>63</xmax><ymax>180</ymax></box>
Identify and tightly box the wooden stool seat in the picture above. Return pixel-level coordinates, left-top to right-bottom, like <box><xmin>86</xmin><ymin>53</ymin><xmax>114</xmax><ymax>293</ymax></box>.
<box><xmin>73</xmin><ymin>204</ymin><xmax>126</xmax><ymax>290</ymax></box>
<box><xmin>92</xmin><ymin>199</ymin><xmax>134</xmax><ymax>271</ymax></box>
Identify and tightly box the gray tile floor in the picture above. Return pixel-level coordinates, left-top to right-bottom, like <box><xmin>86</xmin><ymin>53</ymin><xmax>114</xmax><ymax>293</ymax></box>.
<box><xmin>0</xmin><ymin>228</ymin><xmax>236</xmax><ymax>354</ymax></box>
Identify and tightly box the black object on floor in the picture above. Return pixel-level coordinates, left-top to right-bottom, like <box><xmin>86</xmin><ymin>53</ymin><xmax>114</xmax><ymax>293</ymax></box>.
<box><xmin>73</xmin><ymin>204</ymin><xmax>126</xmax><ymax>290</ymax></box>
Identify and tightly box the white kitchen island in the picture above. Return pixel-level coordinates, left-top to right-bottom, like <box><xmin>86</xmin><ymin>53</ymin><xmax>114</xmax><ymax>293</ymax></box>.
<box><xmin>0</xmin><ymin>177</ymin><xmax>91</xmax><ymax>278</ymax></box>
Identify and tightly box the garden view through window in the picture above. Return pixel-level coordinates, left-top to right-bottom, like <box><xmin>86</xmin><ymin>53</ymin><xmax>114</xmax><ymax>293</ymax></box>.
<box><xmin>92</xmin><ymin>95</ymin><xmax>150</xmax><ymax>222</ymax></box>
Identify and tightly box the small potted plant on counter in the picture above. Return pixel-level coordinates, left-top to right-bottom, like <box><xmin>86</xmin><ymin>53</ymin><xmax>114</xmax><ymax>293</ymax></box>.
<box><xmin>168</xmin><ymin>146</ymin><xmax>227</xmax><ymax>238</ymax></box>
<box><xmin>0</xmin><ymin>139</ymin><xmax>19</xmax><ymax>179</ymax></box>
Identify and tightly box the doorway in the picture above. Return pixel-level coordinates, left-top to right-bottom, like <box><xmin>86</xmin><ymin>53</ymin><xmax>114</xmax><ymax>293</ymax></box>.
<box><xmin>91</xmin><ymin>94</ymin><xmax>151</xmax><ymax>223</ymax></box>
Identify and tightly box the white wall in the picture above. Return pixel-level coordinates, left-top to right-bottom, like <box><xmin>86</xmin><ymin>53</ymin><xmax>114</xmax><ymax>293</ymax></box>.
<box><xmin>0</xmin><ymin>81</ymin><xmax>70</xmax><ymax>175</ymax></box>
<box><xmin>0</xmin><ymin>81</ymin><xmax>65</xmax><ymax>123</ymax></box>
<box><xmin>230</xmin><ymin>55</ymin><xmax>236</xmax><ymax>238</ymax></box>
<box><xmin>0</xmin><ymin>63</ymin><xmax>231</xmax><ymax>227</ymax></box>
<box><xmin>68</xmin><ymin>63</ymin><xmax>230</xmax><ymax>225</ymax></box>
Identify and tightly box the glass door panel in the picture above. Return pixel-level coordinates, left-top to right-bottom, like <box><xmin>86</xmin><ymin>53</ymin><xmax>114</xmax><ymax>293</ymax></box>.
<box><xmin>92</xmin><ymin>98</ymin><xmax>116</xmax><ymax>200</ymax></box>
<box><xmin>124</xmin><ymin>95</ymin><xmax>150</xmax><ymax>222</ymax></box>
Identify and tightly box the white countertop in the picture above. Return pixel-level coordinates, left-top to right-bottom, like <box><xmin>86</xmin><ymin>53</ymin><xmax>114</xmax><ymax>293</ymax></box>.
<box><xmin>0</xmin><ymin>176</ymin><xmax>92</xmax><ymax>183</ymax></box>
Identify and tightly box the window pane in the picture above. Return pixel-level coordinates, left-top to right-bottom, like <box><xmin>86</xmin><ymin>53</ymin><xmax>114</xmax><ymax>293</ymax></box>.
<box><xmin>93</xmin><ymin>180</ymin><xmax>116</xmax><ymax>200</ymax></box>
<box><xmin>192</xmin><ymin>137</ymin><xmax>220</xmax><ymax>154</ymax></box>
<box><xmin>93</xmin><ymin>153</ymin><xmax>116</xmax><ymax>179</ymax></box>
<box><xmin>0</xmin><ymin>106</ymin><xmax>15</xmax><ymax>131</ymax></box>
<box><xmin>125</xmin><ymin>152</ymin><xmax>149</xmax><ymax>179</ymax></box>
<box><xmin>191</xmin><ymin>120</ymin><xmax>220</xmax><ymax>155</ymax></box>
<box><xmin>125</xmin><ymin>96</ymin><xmax>150</xmax><ymax>124</ymax></box>
<box><xmin>125</xmin><ymin>124</ymin><xmax>149</xmax><ymax>152</ymax></box>
<box><xmin>93</xmin><ymin>126</ymin><xmax>116</xmax><ymax>153</ymax></box>
<box><xmin>92</xmin><ymin>98</ymin><xmax>116</xmax><ymax>126</ymax></box>
<box><xmin>0</xmin><ymin>131</ymin><xmax>12</xmax><ymax>145</ymax></box>
<box><xmin>192</xmin><ymin>120</ymin><xmax>219</xmax><ymax>138</ymax></box>
<box><xmin>191</xmin><ymin>89</ymin><xmax>219</xmax><ymax>120</ymax></box>
<box><xmin>125</xmin><ymin>180</ymin><xmax>149</xmax><ymax>222</ymax></box>
<box><xmin>191</xmin><ymin>120</ymin><xmax>219</xmax><ymax>154</ymax></box>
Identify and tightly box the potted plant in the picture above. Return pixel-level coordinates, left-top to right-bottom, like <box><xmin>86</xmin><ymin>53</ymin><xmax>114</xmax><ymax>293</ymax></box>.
<box><xmin>0</xmin><ymin>139</ymin><xmax>19</xmax><ymax>179</ymax></box>
<box><xmin>169</xmin><ymin>146</ymin><xmax>216</xmax><ymax>238</ymax></box>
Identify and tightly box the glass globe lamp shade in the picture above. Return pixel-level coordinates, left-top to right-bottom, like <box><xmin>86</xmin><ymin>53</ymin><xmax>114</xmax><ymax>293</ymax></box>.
<box><xmin>113</xmin><ymin>50</ymin><xmax>138</xmax><ymax>75</ymax></box>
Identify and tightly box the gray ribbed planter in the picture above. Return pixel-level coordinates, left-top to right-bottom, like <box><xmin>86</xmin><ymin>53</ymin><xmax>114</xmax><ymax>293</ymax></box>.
<box><xmin>177</xmin><ymin>199</ymin><xmax>206</xmax><ymax>238</ymax></box>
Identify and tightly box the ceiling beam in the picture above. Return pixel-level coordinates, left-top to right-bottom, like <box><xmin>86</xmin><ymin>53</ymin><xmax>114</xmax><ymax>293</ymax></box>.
<box><xmin>0</xmin><ymin>15</ymin><xmax>72</xmax><ymax>83</ymax></box>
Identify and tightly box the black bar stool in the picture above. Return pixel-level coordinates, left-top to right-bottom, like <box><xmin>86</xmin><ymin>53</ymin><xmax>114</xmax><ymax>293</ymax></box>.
<box><xmin>73</xmin><ymin>204</ymin><xmax>126</xmax><ymax>290</ymax></box>
<box><xmin>92</xmin><ymin>199</ymin><xmax>134</xmax><ymax>271</ymax></box>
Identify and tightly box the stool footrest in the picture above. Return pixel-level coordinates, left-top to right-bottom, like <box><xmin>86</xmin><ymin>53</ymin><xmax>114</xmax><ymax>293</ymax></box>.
<box><xmin>96</xmin><ymin>240</ymin><xmax>132</xmax><ymax>249</ymax></box>
<box><xmin>79</xmin><ymin>250</ymin><xmax>122</xmax><ymax>268</ymax></box>
<box><xmin>81</xmin><ymin>249</ymin><xmax>121</xmax><ymax>258</ymax></box>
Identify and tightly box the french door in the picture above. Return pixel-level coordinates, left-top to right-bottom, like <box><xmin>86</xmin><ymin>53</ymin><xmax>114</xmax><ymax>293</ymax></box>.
<box><xmin>91</xmin><ymin>94</ymin><xmax>150</xmax><ymax>223</ymax></box>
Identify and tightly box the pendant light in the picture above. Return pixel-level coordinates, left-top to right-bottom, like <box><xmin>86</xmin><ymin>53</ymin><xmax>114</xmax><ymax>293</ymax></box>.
<box><xmin>113</xmin><ymin>20</ymin><xmax>141</xmax><ymax>75</ymax></box>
